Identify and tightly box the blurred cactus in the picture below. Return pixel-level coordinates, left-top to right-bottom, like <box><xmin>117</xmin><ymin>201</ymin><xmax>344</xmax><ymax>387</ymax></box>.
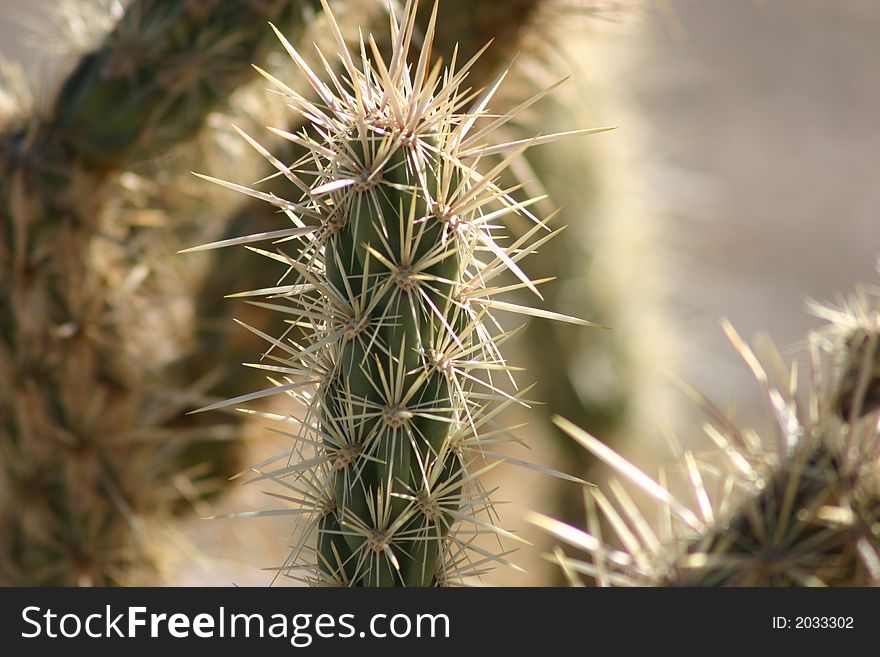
<box><xmin>53</xmin><ymin>0</ymin><xmax>325</xmax><ymax>169</ymax></box>
<box><xmin>0</xmin><ymin>0</ymin><xmax>324</xmax><ymax>585</ymax></box>
<box><xmin>533</xmin><ymin>284</ymin><xmax>880</xmax><ymax>586</ymax></box>
<box><xmin>190</xmin><ymin>0</ymin><xmax>602</xmax><ymax>586</ymax></box>
<box><xmin>474</xmin><ymin>3</ymin><xmax>672</xmax><ymax>559</ymax></box>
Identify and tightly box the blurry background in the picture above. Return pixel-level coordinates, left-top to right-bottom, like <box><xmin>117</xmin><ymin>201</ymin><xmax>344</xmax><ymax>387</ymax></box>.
<box><xmin>639</xmin><ymin>0</ymin><xmax>880</xmax><ymax>423</ymax></box>
<box><xmin>2</xmin><ymin>0</ymin><xmax>879</xmax><ymax>584</ymax></box>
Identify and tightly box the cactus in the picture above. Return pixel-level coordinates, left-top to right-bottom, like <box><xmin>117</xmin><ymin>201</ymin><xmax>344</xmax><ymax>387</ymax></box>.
<box><xmin>186</xmin><ymin>0</ymin><xmax>561</xmax><ymax>411</ymax></box>
<box><xmin>190</xmin><ymin>0</ymin><xmax>605</xmax><ymax>586</ymax></box>
<box><xmin>0</xmin><ymin>0</ymin><xmax>324</xmax><ymax>585</ymax></box>
<box><xmin>532</xmin><ymin>285</ymin><xmax>880</xmax><ymax>586</ymax></box>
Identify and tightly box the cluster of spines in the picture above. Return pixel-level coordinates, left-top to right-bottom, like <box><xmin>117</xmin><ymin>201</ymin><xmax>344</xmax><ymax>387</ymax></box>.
<box><xmin>191</xmin><ymin>0</ymin><xmax>601</xmax><ymax>586</ymax></box>
<box><xmin>533</xmin><ymin>288</ymin><xmax>880</xmax><ymax>586</ymax></box>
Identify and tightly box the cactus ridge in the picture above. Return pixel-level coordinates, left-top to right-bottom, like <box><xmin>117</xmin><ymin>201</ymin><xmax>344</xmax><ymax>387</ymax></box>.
<box><xmin>191</xmin><ymin>0</ymin><xmax>600</xmax><ymax>586</ymax></box>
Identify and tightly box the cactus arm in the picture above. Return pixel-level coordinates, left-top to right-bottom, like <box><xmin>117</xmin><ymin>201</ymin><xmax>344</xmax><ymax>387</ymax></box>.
<box><xmin>50</xmin><ymin>0</ymin><xmax>323</xmax><ymax>170</ymax></box>
<box><xmin>193</xmin><ymin>0</ymin><xmax>597</xmax><ymax>586</ymax></box>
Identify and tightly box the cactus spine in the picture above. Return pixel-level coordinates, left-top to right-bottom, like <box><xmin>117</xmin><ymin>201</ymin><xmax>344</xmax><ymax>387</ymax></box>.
<box><xmin>192</xmin><ymin>0</ymin><xmax>602</xmax><ymax>586</ymax></box>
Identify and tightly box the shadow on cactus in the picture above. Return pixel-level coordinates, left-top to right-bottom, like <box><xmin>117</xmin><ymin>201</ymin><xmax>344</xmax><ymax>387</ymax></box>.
<box><xmin>185</xmin><ymin>0</ymin><xmax>608</xmax><ymax>586</ymax></box>
<box><xmin>531</xmin><ymin>285</ymin><xmax>880</xmax><ymax>586</ymax></box>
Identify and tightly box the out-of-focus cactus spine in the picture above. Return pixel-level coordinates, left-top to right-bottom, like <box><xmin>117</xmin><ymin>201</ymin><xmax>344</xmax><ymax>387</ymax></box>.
<box><xmin>0</xmin><ymin>0</ymin><xmax>321</xmax><ymax>585</ymax></box>
<box><xmin>533</xmin><ymin>285</ymin><xmax>880</xmax><ymax>586</ymax></box>
<box><xmin>191</xmin><ymin>0</ymin><xmax>602</xmax><ymax>586</ymax></box>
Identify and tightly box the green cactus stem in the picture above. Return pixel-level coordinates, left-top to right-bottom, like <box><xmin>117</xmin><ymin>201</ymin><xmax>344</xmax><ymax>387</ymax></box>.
<box><xmin>190</xmin><ymin>0</ymin><xmax>605</xmax><ymax>586</ymax></box>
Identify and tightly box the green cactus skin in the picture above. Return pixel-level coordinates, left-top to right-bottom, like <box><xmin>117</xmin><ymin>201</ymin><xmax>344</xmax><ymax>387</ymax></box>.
<box><xmin>0</xmin><ymin>0</ymin><xmax>322</xmax><ymax>585</ymax></box>
<box><xmin>535</xmin><ymin>300</ymin><xmax>880</xmax><ymax>587</ymax></box>
<box><xmin>191</xmin><ymin>0</ymin><xmax>601</xmax><ymax>586</ymax></box>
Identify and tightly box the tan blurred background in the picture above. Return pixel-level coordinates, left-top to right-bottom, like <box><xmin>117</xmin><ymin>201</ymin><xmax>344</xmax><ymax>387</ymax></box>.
<box><xmin>3</xmin><ymin>0</ymin><xmax>879</xmax><ymax>584</ymax></box>
<box><xmin>638</xmin><ymin>0</ymin><xmax>880</xmax><ymax>422</ymax></box>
